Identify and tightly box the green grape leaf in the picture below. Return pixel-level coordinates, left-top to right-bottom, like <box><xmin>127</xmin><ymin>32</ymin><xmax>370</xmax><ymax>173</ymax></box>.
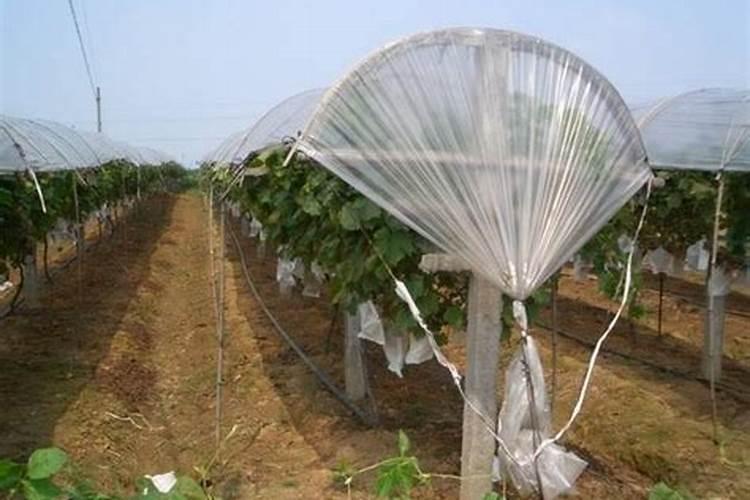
<box><xmin>22</xmin><ymin>478</ymin><xmax>63</xmax><ymax>500</ymax></box>
<box><xmin>339</xmin><ymin>204</ymin><xmax>361</xmax><ymax>231</ymax></box>
<box><xmin>648</xmin><ymin>482</ymin><xmax>687</xmax><ymax>500</ymax></box>
<box><xmin>443</xmin><ymin>305</ymin><xmax>465</xmax><ymax>329</ymax></box>
<box><xmin>27</xmin><ymin>448</ymin><xmax>67</xmax><ymax>480</ymax></box>
<box><xmin>0</xmin><ymin>459</ymin><xmax>24</xmax><ymax>490</ymax></box>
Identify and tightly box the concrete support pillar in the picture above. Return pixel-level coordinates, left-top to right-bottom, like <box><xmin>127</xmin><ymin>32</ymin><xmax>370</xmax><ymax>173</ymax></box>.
<box><xmin>460</xmin><ymin>274</ymin><xmax>502</xmax><ymax>500</ymax></box>
<box><xmin>344</xmin><ymin>311</ymin><xmax>368</xmax><ymax>401</ymax></box>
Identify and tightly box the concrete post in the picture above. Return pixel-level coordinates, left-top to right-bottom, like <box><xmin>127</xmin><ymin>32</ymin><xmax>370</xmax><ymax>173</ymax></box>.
<box><xmin>419</xmin><ymin>253</ymin><xmax>502</xmax><ymax>499</ymax></box>
<box><xmin>344</xmin><ymin>310</ymin><xmax>368</xmax><ymax>401</ymax></box>
<box><xmin>460</xmin><ymin>274</ymin><xmax>502</xmax><ymax>500</ymax></box>
<box><xmin>22</xmin><ymin>253</ymin><xmax>40</xmax><ymax>308</ymax></box>
<box><xmin>702</xmin><ymin>271</ymin><xmax>730</xmax><ymax>381</ymax></box>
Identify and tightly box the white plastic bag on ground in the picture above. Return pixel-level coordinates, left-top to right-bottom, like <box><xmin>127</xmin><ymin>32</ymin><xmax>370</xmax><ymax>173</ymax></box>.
<box><xmin>357</xmin><ymin>302</ymin><xmax>385</xmax><ymax>345</ymax></box>
<box><xmin>144</xmin><ymin>472</ymin><xmax>177</xmax><ymax>494</ymax></box>
<box><xmin>495</xmin><ymin>337</ymin><xmax>586</xmax><ymax>498</ymax></box>
<box><xmin>276</xmin><ymin>258</ymin><xmax>296</xmax><ymax>295</ymax></box>
<box><xmin>643</xmin><ymin>246</ymin><xmax>674</xmax><ymax>275</ymax></box>
<box><xmin>405</xmin><ymin>332</ymin><xmax>433</xmax><ymax>364</ymax></box>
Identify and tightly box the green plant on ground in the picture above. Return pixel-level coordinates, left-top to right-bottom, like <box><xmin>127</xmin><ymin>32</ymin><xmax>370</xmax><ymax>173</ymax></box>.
<box><xmin>648</xmin><ymin>481</ymin><xmax>693</xmax><ymax>500</ymax></box>
<box><xmin>0</xmin><ymin>447</ymin><xmax>207</xmax><ymax>500</ymax></box>
<box><xmin>332</xmin><ymin>430</ymin><xmax>502</xmax><ymax>499</ymax></box>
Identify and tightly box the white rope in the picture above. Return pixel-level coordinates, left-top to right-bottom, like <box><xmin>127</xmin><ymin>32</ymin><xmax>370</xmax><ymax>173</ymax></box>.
<box><xmin>533</xmin><ymin>178</ymin><xmax>653</xmax><ymax>460</ymax></box>
<box><xmin>27</xmin><ymin>167</ymin><xmax>47</xmax><ymax>214</ymax></box>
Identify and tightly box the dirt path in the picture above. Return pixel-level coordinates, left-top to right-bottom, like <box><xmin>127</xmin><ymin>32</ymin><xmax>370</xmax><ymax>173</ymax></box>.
<box><xmin>2</xmin><ymin>193</ymin><xmax>748</xmax><ymax>499</ymax></box>
<box><xmin>0</xmin><ymin>195</ymin><xmax>353</xmax><ymax>498</ymax></box>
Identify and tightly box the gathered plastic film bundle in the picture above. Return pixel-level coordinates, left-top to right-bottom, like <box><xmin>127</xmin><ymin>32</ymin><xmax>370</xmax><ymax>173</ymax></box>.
<box><xmin>494</xmin><ymin>337</ymin><xmax>587</xmax><ymax>498</ymax></box>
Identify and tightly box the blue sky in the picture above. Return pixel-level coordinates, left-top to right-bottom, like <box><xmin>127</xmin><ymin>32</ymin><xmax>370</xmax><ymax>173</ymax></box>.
<box><xmin>1</xmin><ymin>0</ymin><xmax>748</xmax><ymax>165</ymax></box>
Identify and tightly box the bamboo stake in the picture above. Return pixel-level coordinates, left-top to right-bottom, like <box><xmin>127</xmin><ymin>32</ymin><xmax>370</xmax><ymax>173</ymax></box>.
<box><xmin>72</xmin><ymin>172</ymin><xmax>82</xmax><ymax>300</ymax></box>
<box><xmin>550</xmin><ymin>276</ymin><xmax>559</xmax><ymax>417</ymax></box>
<box><xmin>707</xmin><ymin>173</ymin><xmax>725</xmax><ymax>444</ymax></box>
<box><xmin>215</xmin><ymin>199</ymin><xmax>226</xmax><ymax>449</ymax></box>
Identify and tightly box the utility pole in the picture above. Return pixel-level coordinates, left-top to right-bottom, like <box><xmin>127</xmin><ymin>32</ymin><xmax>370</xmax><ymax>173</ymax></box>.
<box><xmin>96</xmin><ymin>86</ymin><xmax>102</xmax><ymax>132</ymax></box>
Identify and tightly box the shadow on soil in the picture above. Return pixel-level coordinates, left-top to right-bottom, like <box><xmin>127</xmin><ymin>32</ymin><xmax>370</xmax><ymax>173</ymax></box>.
<box><xmin>0</xmin><ymin>196</ymin><xmax>175</xmax><ymax>460</ymax></box>
<box><xmin>223</xmin><ymin>220</ymin><xmax>465</xmax><ymax>465</ymax></box>
<box><xmin>226</xmin><ymin>216</ymin><xmax>749</xmax><ymax>438</ymax></box>
<box><xmin>537</xmin><ymin>291</ymin><xmax>750</xmax><ymax>426</ymax></box>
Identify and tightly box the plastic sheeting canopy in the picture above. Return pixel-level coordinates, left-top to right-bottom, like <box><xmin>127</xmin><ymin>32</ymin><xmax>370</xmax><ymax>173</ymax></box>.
<box><xmin>204</xmin><ymin>88</ymin><xmax>325</xmax><ymax>167</ymax></box>
<box><xmin>295</xmin><ymin>27</ymin><xmax>652</xmax><ymax>299</ymax></box>
<box><xmin>636</xmin><ymin>88</ymin><xmax>750</xmax><ymax>172</ymax></box>
<box><xmin>0</xmin><ymin>114</ymin><xmax>173</xmax><ymax>173</ymax></box>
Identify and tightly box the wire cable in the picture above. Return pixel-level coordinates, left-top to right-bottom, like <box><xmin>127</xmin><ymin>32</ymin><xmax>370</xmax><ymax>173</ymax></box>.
<box><xmin>67</xmin><ymin>0</ymin><xmax>97</xmax><ymax>97</ymax></box>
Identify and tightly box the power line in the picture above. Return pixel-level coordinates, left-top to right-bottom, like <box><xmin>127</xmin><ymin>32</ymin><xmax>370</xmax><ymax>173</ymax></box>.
<box><xmin>79</xmin><ymin>0</ymin><xmax>98</xmax><ymax>81</ymax></box>
<box><xmin>67</xmin><ymin>0</ymin><xmax>96</xmax><ymax>98</ymax></box>
<box><xmin>78</xmin><ymin>0</ymin><xmax>99</xmax><ymax>81</ymax></box>
<box><xmin>69</xmin><ymin>113</ymin><xmax>259</xmax><ymax>125</ymax></box>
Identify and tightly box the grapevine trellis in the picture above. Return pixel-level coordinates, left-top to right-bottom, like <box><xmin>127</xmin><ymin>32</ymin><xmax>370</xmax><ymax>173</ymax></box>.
<box><xmin>0</xmin><ymin>114</ymin><xmax>182</xmax><ymax>314</ymax></box>
<box><xmin>201</xmin><ymin>28</ymin><xmax>749</xmax><ymax>500</ymax></box>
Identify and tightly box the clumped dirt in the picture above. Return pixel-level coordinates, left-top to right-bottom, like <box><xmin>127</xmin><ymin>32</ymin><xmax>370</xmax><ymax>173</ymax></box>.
<box><xmin>1</xmin><ymin>193</ymin><xmax>748</xmax><ymax>499</ymax></box>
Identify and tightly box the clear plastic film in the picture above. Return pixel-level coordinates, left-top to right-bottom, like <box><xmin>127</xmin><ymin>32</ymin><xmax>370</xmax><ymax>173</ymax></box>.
<box><xmin>496</xmin><ymin>337</ymin><xmax>587</xmax><ymax>498</ymax></box>
<box><xmin>295</xmin><ymin>27</ymin><xmax>651</xmax><ymax>300</ymax></box>
<box><xmin>635</xmin><ymin>88</ymin><xmax>750</xmax><ymax>172</ymax></box>
<box><xmin>204</xmin><ymin>89</ymin><xmax>325</xmax><ymax>168</ymax></box>
<box><xmin>1</xmin><ymin>116</ymin><xmax>98</xmax><ymax>172</ymax></box>
<box><xmin>0</xmin><ymin>114</ymin><xmax>172</xmax><ymax>173</ymax></box>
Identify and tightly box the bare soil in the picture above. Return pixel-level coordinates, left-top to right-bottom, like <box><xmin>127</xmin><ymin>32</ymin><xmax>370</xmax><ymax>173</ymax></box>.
<box><xmin>1</xmin><ymin>193</ymin><xmax>748</xmax><ymax>499</ymax></box>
